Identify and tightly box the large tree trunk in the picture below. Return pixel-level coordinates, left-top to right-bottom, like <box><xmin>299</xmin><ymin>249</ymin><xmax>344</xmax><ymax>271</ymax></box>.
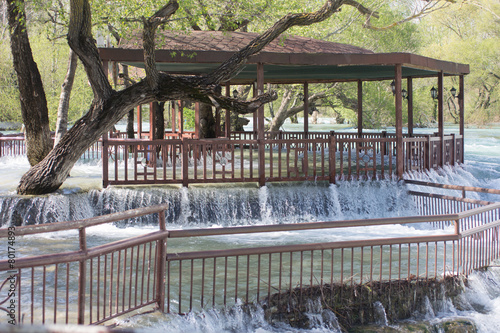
<box><xmin>268</xmin><ymin>88</ymin><xmax>296</xmax><ymax>132</ymax></box>
<box><xmin>16</xmin><ymin>0</ymin><xmax>348</xmax><ymax>195</ymax></box>
<box><xmin>268</xmin><ymin>88</ymin><xmax>326</xmax><ymax>132</ymax></box>
<box><xmin>153</xmin><ymin>102</ymin><xmax>165</xmax><ymax>140</ymax></box>
<box><xmin>55</xmin><ymin>49</ymin><xmax>78</xmax><ymax>146</ymax></box>
<box><xmin>7</xmin><ymin>0</ymin><xmax>52</xmax><ymax>166</ymax></box>
<box><xmin>199</xmin><ymin>103</ymin><xmax>216</xmax><ymax>138</ymax></box>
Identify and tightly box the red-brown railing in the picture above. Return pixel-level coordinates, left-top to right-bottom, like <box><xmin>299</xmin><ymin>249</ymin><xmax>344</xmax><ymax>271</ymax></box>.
<box><xmin>1</xmin><ymin>183</ymin><xmax>499</xmax><ymax>324</ymax></box>
<box><xmin>0</xmin><ymin>131</ymin><xmax>464</xmax><ymax>186</ymax></box>
<box><xmin>332</xmin><ymin>137</ymin><xmax>397</xmax><ymax>180</ymax></box>
<box><xmin>102</xmin><ymin>132</ymin><xmax>464</xmax><ymax>186</ymax></box>
<box><xmin>0</xmin><ymin>136</ymin><xmax>102</xmax><ymax>161</ymax></box>
<box><xmin>163</xmin><ymin>197</ymin><xmax>500</xmax><ymax>314</ymax></box>
<box><xmin>0</xmin><ymin>204</ymin><xmax>169</xmax><ymax>325</ymax></box>
<box><xmin>0</xmin><ymin>136</ymin><xmax>26</xmax><ymax>157</ymax></box>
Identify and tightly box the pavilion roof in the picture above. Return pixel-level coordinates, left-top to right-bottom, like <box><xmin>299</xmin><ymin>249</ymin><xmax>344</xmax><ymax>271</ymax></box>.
<box><xmin>99</xmin><ymin>30</ymin><xmax>469</xmax><ymax>84</ymax></box>
<box><xmin>119</xmin><ymin>30</ymin><xmax>374</xmax><ymax>55</ymax></box>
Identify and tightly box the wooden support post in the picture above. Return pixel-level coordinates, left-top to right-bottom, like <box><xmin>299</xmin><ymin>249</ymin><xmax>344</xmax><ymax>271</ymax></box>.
<box><xmin>225</xmin><ymin>83</ymin><xmax>231</xmax><ymax>138</ymax></box>
<box><xmin>451</xmin><ymin>133</ymin><xmax>456</xmax><ymax>166</ymax></box>
<box><xmin>182</xmin><ymin>140</ymin><xmax>189</xmax><ymax>187</ymax></box>
<box><xmin>426</xmin><ymin>135</ymin><xmax>431</xmax><ymax>170</ymax></box>
<box><xmin>77</xmin><ymin>228</ymin><xmax>87</xmax><ymax>324</ymax></box>
<box><xmin>329</xmin><ymin>135</ymin><xmax>336</xmax><ymax>184</ymax></box>
<box><xmin>112</xmin><ymin>61</ymin><xmax>118</xmax><ymax>89</ymax></box>
<box><xmin>149</xmin><ymin>102</ymin><xmax>155</xmax><ymax>140</ymax></box>
<box><xmin>137</xmin><ymin>105</ymin><xmax>142</xmax><ymax>139</ymax></box>
<box><xmin>156</xmin><ymin>211</ymin><xmax>167</xmax><ymax>312</ymax></box>
<box><xmin>171</xmin><ymin>101</ymin><xmax>176</xmax><ymax>134</ymax></box>
<box><xmin>304</xmin><ymin>82</ymin><xmax>309</xmax><ymax>139</ymax></box>
<box><xmin>253</xmin><ymin>83</ymin><xmax>257</xmax><ymax>139</ymax></box>
<box><xmin>195</xmin><ymin>102</ymin><xmax>200</xmax><ymax>139</ymax></box>
<box><xmin>438</xmin><ymin>71</ymin><xmax>444</xmax><ymax>166</ymax></box>
<box><xmin>102</xmin><ymin>132</ymin><xmax>109</xmax><ymax>187</ymax></box>
<box><xmin>459</xmin><ymin>75</ymin><xmax>465</xmax><ymax>163</ymax></box>
<box><xmin>407</xmin><ymin>78</ymin><xmax>413</xmax><ymax>137</ymax></box>
<box><xmin>395</xmin><ymin>65</ymin><xmax>404</xmax><ymax>179</ymax></box>
<box><xmin>215</xmin><ymin>107</ymin><xmax>221</xmax><ymax>137</ymax></box>
<box><xmin>303</xmin><ymin>82</ymin><xmax>309</xmax><ymax>174</ymax></box>
<box><xmin>178</xmin><ymin>100</ymin><xmax>184</xmax><ymax>134</ymax></box>
<box><xmin>102</xmin><ymin>60</ymin><xmax>109</xmax><ymax>83</ymax></box>
<box><xmin>357</xmin><ymin>80</ymin><xmax>363</xmax><ymax>138</ymax></box>
<box><xmin>257</xmin><ymin>63</ymin><xmax>265</xmax><ymax>187</ymax></box>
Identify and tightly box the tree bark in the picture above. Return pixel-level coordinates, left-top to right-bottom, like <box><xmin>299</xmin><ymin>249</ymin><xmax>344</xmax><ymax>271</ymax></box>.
<box><xmin>7</xmin><ymin>0</ymin><xmax>52</xmax><ymax>166</ymax></box>
<box><xmin>268</xmin><ymin>89</ymin><xmax>326</xmax><ymax>132</ymax></box>
<box><xmin>153</xmin><ymin>102</ymin><xmax>165</xmax><ymax>139</ymax></box>
<box><xmin>199</xmin><ymin>103</ymin><xmax>216</xmax><ymax>138</ymax></box>
<box><xmin>55</xmin><ymin>49</ymin><xmax>78</xmax><ymax>146</ymax></box>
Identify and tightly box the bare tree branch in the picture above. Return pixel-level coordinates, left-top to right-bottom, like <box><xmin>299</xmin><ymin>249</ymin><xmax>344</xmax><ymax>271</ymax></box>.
<box><xmin>68</xmin><ymin>0</ymin><xmax>113</xmax><ymax>100</ymax></box>
<box><xmin>202</xmin><ymin>0</ymin><xmax>344</xmax><ymax>85</ymax></box>
<box><xmin>345</xmin><ymin>0</ymin><xmax>452</xmax><ymax>31</ymax></box>
<box><xmin>142</xmin><ymin>0</ymin><xmax>179</xmax><ymax>90</ymax></box>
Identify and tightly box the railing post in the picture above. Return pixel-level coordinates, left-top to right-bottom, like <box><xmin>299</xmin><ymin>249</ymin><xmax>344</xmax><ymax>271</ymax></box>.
<box><xmin>381</xmin><ymin>131</ymin><xmax>388</xmax><ymax>156</ymax></box>
<box><xmin>78</xmin><ymin>228</ymin><xmax>87</xmax><ymax>324</ymax></box>
<box><xmin>426</xmin><ymin>136</ymin><xmax>431</xmax><ymax>170</ymax></box>
<box><xmin>182</xmin><ymin>140</ymin><xmax>189</xmax><ymax>187</ymax></box>
<box><xmin>454</xmin><ymin>219</ymin><xmax>460</xmax><ymax>235</ymax></box>
<box><xmin>102</xmin><ymin>133</ymin><xmax>109</xmax><ymax>188</ymax></box>
<box><xmin>156</xmin><ymin>211</ymin><xmax>167</xmax><ymax>312</ymax></box>
<box><xmin>257</xmin><ymin>63</ymin><xmax>266</xmax><ymax>187</ymax></box>
<box><xmin>329</xmin><ymin>135</ymin><xmax>336</xmax><ymax>184</ymax></box>
<box><xmin>451</xmin><ymin>133</ymin><xmax>456</xmax><ymax>166</ymax></box>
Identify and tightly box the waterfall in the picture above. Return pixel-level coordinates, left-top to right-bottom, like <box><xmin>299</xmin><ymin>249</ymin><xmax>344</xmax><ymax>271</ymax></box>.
<box><xmin>1</xmin><ymin>180</ymin><xmax>417</xmax><ymax>227</ymax></box>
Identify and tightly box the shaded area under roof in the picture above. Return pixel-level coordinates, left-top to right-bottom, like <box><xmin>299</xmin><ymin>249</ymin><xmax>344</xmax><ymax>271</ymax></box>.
<box><xmin>99</xmin><ymin>30</ymin><xmax>469</xmax><ymax>84</ymax></box>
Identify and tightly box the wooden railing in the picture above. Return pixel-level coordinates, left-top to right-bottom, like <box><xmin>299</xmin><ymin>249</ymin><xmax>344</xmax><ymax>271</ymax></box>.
<box><xmin>1</xmin><ymin>185</ymin><xmax>498</xmax><ymax>325</ymax></box>
<box><xmin>1</xmin><ymin>131</ymin><xmax>464</xmax><ymax>186</ymax></box>
<box><xmin>102</xmin><ymin>133</ymin><xmax>464</xmax><ymax>186</ymax></box>
<box><xmin>0</xmin><ymin>136</ymin><xmax>26</xmax><ymax>157</ymax></box>
<box><xmin>0</xmin><ymin>135</ymin><xmax>102</xmax><ymax>162</ymax></box>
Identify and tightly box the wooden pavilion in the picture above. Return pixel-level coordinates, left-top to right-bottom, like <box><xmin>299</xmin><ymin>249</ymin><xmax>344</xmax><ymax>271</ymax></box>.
<box><xmin>98</xmin><ymin>31</ymin><xmax>469</xmax><ymax>187</ymax></box>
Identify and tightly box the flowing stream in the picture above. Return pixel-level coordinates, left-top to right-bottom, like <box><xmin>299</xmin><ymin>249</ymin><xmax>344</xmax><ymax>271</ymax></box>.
<box><xmin>0</xmin><ymin>126</ymin><xmax>499</xmax><ymax>331</ymax></box>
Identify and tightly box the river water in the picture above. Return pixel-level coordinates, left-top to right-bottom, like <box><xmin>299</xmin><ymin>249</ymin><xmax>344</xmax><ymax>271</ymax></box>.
<box><xmin>0</xmin><ymin>126</ymin><xmax>499</xmax><ymax>331</ymax></box>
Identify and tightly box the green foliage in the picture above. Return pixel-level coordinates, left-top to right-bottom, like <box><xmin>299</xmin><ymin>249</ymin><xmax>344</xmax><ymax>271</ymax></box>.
<box><xmin>419</xmin><ymin>0</ymin><xmax>500</xmax><ymax>124</ymax></box>
<box><xmin>182</xmin><ymin>106</ymin><xmax>196</xmax><ymax>130</ymax></box>
<box><xmin>2</xmin><ymin>0</ymin><xmax>498</xmax><ymax>130</ymax></box>
<box><xmin>0</xmin><ymin>38</ymin><xmax>22</xmax><ymax>123</ymax></box>
<box><xmin>30</xmin><ymin>36</ymin><xmax>93</xmax><ymax>129</ymax></box>
<box><xmin>0</xmin><ymin>22</ymin><xmax>92</xmax><ymax>128</ymax></box>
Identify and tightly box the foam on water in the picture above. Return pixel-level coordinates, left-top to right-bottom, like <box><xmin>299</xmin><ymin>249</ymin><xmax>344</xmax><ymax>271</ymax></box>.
<box><xmin>1</xmin><ymin>178</ymin><xmax>418</xmax><ymax>227</ymax></box>
<box><xmin>115</xmin><ymin>266</ymin><xmax>500</xmax><ymax>333</ymax></box>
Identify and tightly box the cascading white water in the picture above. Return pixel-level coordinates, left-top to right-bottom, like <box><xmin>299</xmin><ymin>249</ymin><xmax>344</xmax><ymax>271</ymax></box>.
<box><xmin>0</xmin><ymin>179</ymin><xmax>416</xmax><ymax>227</ymax></box>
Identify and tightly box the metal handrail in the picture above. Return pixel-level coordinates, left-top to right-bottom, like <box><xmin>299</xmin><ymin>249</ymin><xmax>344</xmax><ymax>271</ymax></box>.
<box><xmin>0</xmin><ymin>203</ymin><xmax>170</xmax><ymax>237</ymax></box>
<box><xmin>166</xmin><ymin>234</ymin><xmax>460</xmax><ymax>261</ymax></box>
<box><xmin>405</xmin><ymin>179</ymin><xmax>500</xmax><ymax>196</ymax></box>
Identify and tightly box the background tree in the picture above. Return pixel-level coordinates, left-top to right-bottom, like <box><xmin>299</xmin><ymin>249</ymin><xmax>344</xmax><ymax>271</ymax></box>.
<box><xmin>7</xmin><ymin>0</ymin><xmax>52</xmax><ymax>166</ymax></box>
<box><xmin>419</xmin><ymin>0</ymin><xmax>500</xmax><ymax>125</ymax></box>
